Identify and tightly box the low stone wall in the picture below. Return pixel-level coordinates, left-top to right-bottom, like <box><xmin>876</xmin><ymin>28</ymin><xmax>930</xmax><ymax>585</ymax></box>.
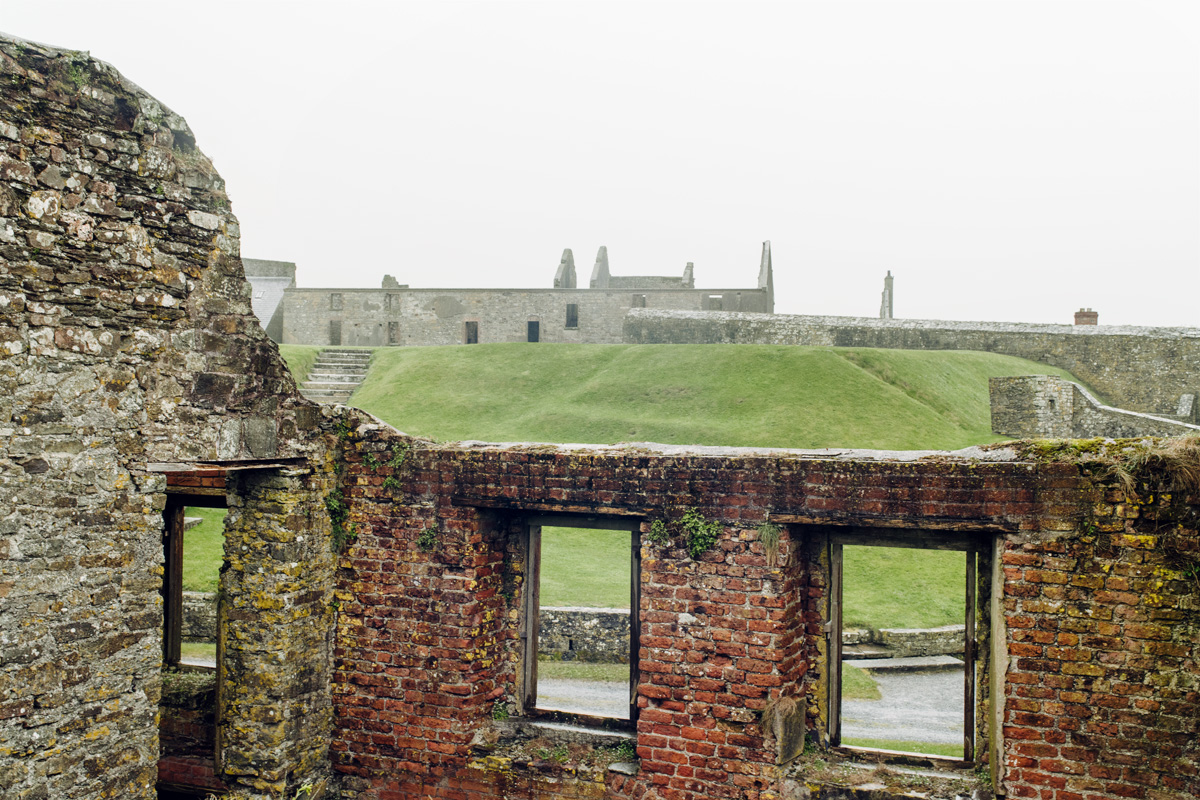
<box><xmin>184</xmin><ymin>597</ymin><xmax>634</xmax><ymax>665</ymax></box>
<box><xmin>182</xmin><ymin>591</ymin><xmax>217</xmax><ymax>642</ymax></box>
<box><xmin>843</xmin><ymin>625</ymin><xmax>965</xmax><ymax>658</ymax></box>
<box><xmin>538</xmin><ymin>607</ymin><xmax>630</xmax><ymax>663</ymax></box>
<box><xmin>990</xmin><ymin>376</ymin><xmax>1200</xmax><ymax>439</ymax></box>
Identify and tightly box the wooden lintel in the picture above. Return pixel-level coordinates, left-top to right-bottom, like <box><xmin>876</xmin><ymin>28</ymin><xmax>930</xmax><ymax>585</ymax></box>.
<box><xmin>767</xmin><ymin>513</ymin><xmax>1015</xmax><ymax>534</ymax></box>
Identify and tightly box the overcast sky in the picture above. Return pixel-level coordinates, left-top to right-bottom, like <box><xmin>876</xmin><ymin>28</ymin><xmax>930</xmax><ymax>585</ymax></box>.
<box><xmin>4</xmin><ymin>1</ymin><xmax>1198</xmax><ymax>326</ymax></box>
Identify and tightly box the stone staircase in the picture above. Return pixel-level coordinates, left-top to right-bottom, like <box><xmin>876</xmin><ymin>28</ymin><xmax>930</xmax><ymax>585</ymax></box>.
<box><xmin>299</xmin><ymin>348</ymin><xmax>372</xmax><ymax>404</ymax></box>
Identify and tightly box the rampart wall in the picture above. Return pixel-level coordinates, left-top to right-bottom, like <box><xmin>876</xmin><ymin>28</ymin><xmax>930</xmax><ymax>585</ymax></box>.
<box><xmin>990</xmin><ymin>376</ymin><xmax>1200</xmax><ymax>439</ymax></box>
<box><xmin>624</xmin><ymin>309</ymin><xmax>1200</xmax><ymax>416</ymax></box>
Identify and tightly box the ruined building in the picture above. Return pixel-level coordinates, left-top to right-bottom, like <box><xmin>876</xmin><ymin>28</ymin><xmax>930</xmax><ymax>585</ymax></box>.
<box><xmin>1</xmin><ymin>33</ymin><xmax>1198</xmax><ymax>800</ymax></box>
<box><xmin>270</xmin><ymin>244</ymin><xmax>774</xmax><ymax>347</ymax></box>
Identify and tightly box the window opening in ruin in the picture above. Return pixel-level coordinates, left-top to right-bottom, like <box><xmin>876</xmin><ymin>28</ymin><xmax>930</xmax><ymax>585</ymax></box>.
<box><xmin>163</xmin><ymin>497</ymin><xmax>227</xmax><ymax>671</ymax></box>
<box><xmin>565</xmin><ymin>304</ymin><xmax>579</xmax><ymax>329</ymax></box>
<box><xmin>632</xmin><ymin>294</ymin><xmax>646</xmax><ymax>308</ymax></box>
<box><xmin>705</xmin><ymin>295</ymin><xmax>723</xmax><ymax>310</ymax></box>
<box><xmin>522</xmin><ymin>516</ymin><xmax>639</xmax><ymax>725</ymax></box>
<box><xmin>387</xmin><ymin>321</ymin><xmax>400</xmax><ymax>345</ymax></box>
<box><xmin>827</xmin><ymin>532</ymin><xmax>984</xmax><ymax>765</ymax></box>
<box><xmin>329</xmin><ymin>320</ymin><xmax>342</xmax><ymax>346</ymax></box>
<box><xmin>465</xmin><ymin>321</ymin><xmax>479</xmax><ymax>344</ymax></box>
<box><xmin>386</xmin><ymin>293</ymin><xmax>397</xmax><ymax>312</ymax></box>
<box><xmin>527</xmin><ymin>321</ymin><xmax>540</xmax><ymax>342</ymax></box>
<box><xmin>330</xmin><ymin>292</ymin><xmax>343</xmax><ymax>311</ymax></box>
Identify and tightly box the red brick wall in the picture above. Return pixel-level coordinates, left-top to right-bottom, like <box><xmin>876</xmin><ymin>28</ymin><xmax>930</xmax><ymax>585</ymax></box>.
<box><xmin>329</xmin><ymin>423</ymin><xmax>1198</xmax><ymax>800</ymax></box>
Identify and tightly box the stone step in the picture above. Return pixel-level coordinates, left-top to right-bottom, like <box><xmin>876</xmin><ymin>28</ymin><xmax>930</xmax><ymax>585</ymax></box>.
<box><xmin>307</xmin><ymin>371</ymin><xmax>367</xmax><ymax>379</ymax></box>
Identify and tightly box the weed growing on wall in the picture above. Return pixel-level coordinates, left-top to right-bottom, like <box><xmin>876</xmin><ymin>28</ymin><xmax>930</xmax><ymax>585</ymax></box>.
<box><xmin>645</xmin><ymin>508</ymin><xmax>723</xmax><ymax>558</ymax></box>
<box><xmin>758</xmin><ymin>522</ymin><xmax>782</xmax><ymax>567</ymax></box>
<box><xmin>416</xmin><ymin>527</ymin><xmax>437</xmax><ymax>552</ymax></box>
<box><xmin>326</xmin><ymin>487</ymin><xmax>356</xmax><ymax>552</ymax></box>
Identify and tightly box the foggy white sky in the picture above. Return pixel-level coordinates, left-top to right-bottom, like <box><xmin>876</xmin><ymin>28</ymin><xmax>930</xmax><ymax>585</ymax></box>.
<box><xmin>4</xmin><ymin>1</ymin><xmax>1198</xmax><ymax>326</ymax></box>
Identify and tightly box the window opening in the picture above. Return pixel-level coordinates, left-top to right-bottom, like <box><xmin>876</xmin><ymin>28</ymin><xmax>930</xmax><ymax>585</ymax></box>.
<box><xmin>164</xmin><ymin>498</ymin><xmax>227</xmax><ymax>670</ymax></box>
<box><xmin>464</xmin><ymin>321</ymin><xmax>479</xmax><ymax>344</ymax></box>
<box><xmin>829</xmin><ymin>534</ymin><xmax>978</xmax><ymax>763</ymax></box>
<box><xmin>522</xmin><ymin>517</ymin><xmax>639</xmax><ymax>724</ymax></box>
<box><xmin>705</xmin><ymin>295</ymin><xmax>723</xmax><ymax>310</ymax></box>
<box><xmin>632</xmin><ymin>294</ymin><xmax>646</xmax><ymax>308</ymax></box>
<box><xmin>527</xmin><ymin>321</ymin><xmax>540</xmax><ymax>342</ymax></box>
<box><xmin>565</xmin><ymin>304</ymin><xmax>579</xmax><ymax>329</ymax></box>
<box><xmin>329</xmin><ymin>320</ymin><xmax>342</xmax><ymax>346</ymax></box>
<box><xmin>387</xmin><ymin>321</ymin><xmax>400</xmax><ymax>345</ymax></box>
<box><xmin>329</xmin><ymin>292</ymin><xmax>343</xmax><ymax>311</ymax></box>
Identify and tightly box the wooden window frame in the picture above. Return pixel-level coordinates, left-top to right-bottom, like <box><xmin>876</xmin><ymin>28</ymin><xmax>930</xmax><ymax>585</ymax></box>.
<box><xmin>520</xmin><ymin>514</ymin><xmax>640</xmax><ymax>729</ymax></box>
<box><xmin>825</xmin><ymin>529</ymin><xmax>993</xmax><ymax>768</ymax></box>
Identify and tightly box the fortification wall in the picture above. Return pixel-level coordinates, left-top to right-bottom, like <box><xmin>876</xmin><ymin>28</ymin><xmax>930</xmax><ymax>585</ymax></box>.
<box><xmin>281</xmin><ymin>286</ymin><xmax>770</xmax><ymax>346</ymax></box>
<box><xmin>624</xmin><ymin>309</ymin><xmax>1200</xmax><ymax>415</ymax></box>
<box><xmin>991</xmin><ymin>376</ymin><xmax>1200</xmax><ymax>439</ymax></box>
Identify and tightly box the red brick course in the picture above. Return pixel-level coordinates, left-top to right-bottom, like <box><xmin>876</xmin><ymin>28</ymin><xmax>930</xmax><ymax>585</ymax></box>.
<box><xmin>329</xmin><ymin>425</ymin><xmax>1198</xmax><ymax>800</ymax></box>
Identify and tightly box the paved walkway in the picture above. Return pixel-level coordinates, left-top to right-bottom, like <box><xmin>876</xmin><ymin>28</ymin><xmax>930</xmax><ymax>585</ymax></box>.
<box><xmin>842</xmin><ymin>664</ymin><xmax>964</xmax><ymax>746</ymax></box>
<box><xmin>538</xmin><ymin>679</ymin><xmax>629</xmax><ymax>719</ymax></box>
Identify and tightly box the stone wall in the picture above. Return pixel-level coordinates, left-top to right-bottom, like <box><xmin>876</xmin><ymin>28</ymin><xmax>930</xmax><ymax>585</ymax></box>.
<box><xmin>0</xmin><ymin>33</ymin><xmax>334</xmax><ymax>800</ymax></box>
<box><xmin>990</xmin><ymin>376</ymin><xmax>1200</xmax><ymax>439</ymax></box>
<box><xmin>282</xmin><ymin>286</ymin><xmax>771</xmax><ymax>346</ymax></box>
<box><xmin>624</xmin><ymin>309</ymin><xmax>1200</xmax><ymax>416</ymax></box>
<box><xmin>539</xmin><ymin>607</ymin><xmax>631</xmax><ymax>663</ymax></box>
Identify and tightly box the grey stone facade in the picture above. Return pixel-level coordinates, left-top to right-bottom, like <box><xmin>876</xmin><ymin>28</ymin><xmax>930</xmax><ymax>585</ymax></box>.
<box><xmin>278</xmin><ymin>244</ymin><xmax>774</xmax><ymax>346</ymax></box>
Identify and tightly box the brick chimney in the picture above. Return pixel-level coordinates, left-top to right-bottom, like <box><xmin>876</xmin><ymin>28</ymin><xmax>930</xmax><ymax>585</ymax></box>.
<box><xmin>1074</xmin><ymin>308</ymin><xmax>1098</xmax><ymax>326</ymax></box>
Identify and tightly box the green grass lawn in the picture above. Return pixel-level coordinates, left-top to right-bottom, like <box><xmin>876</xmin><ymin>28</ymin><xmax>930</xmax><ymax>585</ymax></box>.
<box><xmin>541</xmin><ymin>527</ymin><xmax>632</xmax><ymax>608</ymax></box>
<box><xmin>347</xmin><ymin>343</ymin><xmax>1080</xmax><ymax>450</ymax></box>
<box><xmin>840</xmin><ymin>738</ymin><xmax>963</xmax><ymax>758</ymax></box>
<box><xmin>842</xmin><ymin>663</ymin><xmax>882</xmax><ymax>700</ymax></box>
<box><xmin>182</xmin><ymin>507</ymin><xmax>226</xmax><ymax>593</ymax></box>
<box><xmin>843</xmin><ymin>546</ymin><xmax>964</xmax><ymax>630</ymax></box>
<box><xmin>277</xmin><ymin>344</ymin><xmax>322</xmax><ymax>385</ymax></box>
<box><xmin>537</xmin><ymin>660</ymin><xmax>628</xmax><ymax>682</ymax></box>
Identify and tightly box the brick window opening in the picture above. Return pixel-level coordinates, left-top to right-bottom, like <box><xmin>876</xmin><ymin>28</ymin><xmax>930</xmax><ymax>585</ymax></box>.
<box><xmin>632</xmin><ymin>294</ymin><xmax>646</xmax><ymax>308</ymax></box>
<box><xmin>521</xmin><ymin>517</ymin><xmax>640</xmax><ymax>724</ymax></box>
<box><xmin>387</xmin><ymin>321</ymin><xmax>399</xmax><ymax>345</ymax></box>
<box><xmin>527</xmin><ymin>321</ymin><xmax>540</xmax><ymax>343</ymax></box>
<box><xmin>565</xmin><ymin>304</ymin><xmax>579</xmax><ymax>329</ymax></box>
<box><xmin>329</xmin><ymin>292</ymin><xmax>343</xmax><ymax>311</ymax></box>
<box><xmin>823</xmin><ymin>530</ymin><xmax>997</xmax><ymax>768</ymax></box>
<box><xmin>464</xmin><ymin>321</ymin><xmax>479</xmax><ymax>344</ymax></box>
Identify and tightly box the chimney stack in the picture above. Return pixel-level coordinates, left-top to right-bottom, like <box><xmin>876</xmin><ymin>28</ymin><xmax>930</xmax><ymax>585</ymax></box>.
<box><xmin>1074</xmin><ymin>308</ymin><xmax>1098</xmax><ymax>326</ymax></box>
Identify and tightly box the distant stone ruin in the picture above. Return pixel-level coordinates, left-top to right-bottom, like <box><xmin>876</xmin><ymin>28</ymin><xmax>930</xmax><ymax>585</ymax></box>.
<box><xmin>265</xmin><ymin>243</ymin><xmax>774</xmax><ymax>347</ymax></box>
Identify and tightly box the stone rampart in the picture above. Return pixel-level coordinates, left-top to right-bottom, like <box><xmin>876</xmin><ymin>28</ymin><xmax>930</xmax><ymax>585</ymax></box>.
<box><xmin>624</xmin><ymin>308</ymin><xmax>1200</xmax><ymax>415</ymax></box>
<box><xmin>990</xmin><ymin>375</ymin><xmax>1200</xmax><ymax>439</ymax></box>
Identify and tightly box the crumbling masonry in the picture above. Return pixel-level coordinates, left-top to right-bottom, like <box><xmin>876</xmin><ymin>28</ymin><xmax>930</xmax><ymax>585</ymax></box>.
<box><xmin>1</xmin><ymin>33</ymin><xmax>1198</xmax><ymax>800</ymax></box>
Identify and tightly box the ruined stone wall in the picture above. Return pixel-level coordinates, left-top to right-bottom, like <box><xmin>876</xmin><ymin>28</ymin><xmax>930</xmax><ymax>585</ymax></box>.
<box><xmin>0</xmin><ymin>34</ymin><xmax>335</xmax><ymax>800</ymax></box>
<box><xmin>624</xmin><ymin>309</ymin><xmax>1200</xmax><ymax>416</ymax></box>
<box><xmin>281</xmin><ymin>287</ymin><xmax>771</xmax><ymax>346</ymax></box>
<box><xmin>990</xmin><ymin>376</ymin><xmax>1200</xmax><ymax>439</ymax></box>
